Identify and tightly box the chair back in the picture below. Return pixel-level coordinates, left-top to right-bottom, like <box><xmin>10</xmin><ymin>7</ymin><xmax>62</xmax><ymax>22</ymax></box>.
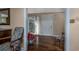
<box><xmin>11</xmin><ymin>27</ymin><xmax>24</xmax><ymax>51</ymax></box>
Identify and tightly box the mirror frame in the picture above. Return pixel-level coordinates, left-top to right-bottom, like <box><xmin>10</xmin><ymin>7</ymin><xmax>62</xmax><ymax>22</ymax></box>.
<box><xmin>0</xmin><ymin>8</ymin><xmax>10</xmax><ymax>25</ymax></box>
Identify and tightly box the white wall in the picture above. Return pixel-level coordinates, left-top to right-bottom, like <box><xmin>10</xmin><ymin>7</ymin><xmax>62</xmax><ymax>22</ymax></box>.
<box><xmin>28</xmin><ymin>8</ymin><xmax>64</xmax><ymax>14</ymax></box>
<box><xmin>70</xmin><ymin>8</ymin><xmax>79</xmax><ymax>51</ymax></box>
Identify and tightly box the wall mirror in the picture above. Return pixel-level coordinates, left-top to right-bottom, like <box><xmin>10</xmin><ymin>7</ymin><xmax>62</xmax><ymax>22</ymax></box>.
<box><xmin>0</xmin><ymin>8</ymin><xmax>10</xmax><ymax>25</ymax></box>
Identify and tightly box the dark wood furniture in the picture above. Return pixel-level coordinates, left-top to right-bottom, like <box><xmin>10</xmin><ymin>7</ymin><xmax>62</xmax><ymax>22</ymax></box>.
<box><xmin>0</xmin><ymin>29</ymin><xmax>11</xmax><ymax>44</ymax></box>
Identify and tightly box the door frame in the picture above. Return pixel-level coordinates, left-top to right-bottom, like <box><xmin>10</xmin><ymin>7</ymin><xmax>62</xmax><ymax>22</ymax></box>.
<box><xmin>25</xmin><ymin>8</ymin><xmax>71</xmax><ymax>51</ymax></box>
<box><xmin>64</xmin><ymin>8</ymin><xmax>70</xmax><ymax>51</ymax></box>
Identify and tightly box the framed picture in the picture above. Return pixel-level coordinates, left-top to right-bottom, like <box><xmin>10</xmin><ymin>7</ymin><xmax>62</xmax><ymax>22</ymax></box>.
<box><xmin>0</xmin><ymin>8</ymin><xmax>10</xmax><ymax>25</ymax></box>
<box><xmin>70</xmin><ymin>19</ymin><xmax>75</xmax><ymax>23</ymax></box>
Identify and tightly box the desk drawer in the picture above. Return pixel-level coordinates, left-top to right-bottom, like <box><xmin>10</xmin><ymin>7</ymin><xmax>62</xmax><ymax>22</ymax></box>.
<box><xmin>0</xmin><ymin>29</ymin><xmax>11</xmax><ymax>44</ymax></box>
<box><xmin>0</xmin><ymin>32</ymin><xmax>4</xmax><ymax>38</ymax></box>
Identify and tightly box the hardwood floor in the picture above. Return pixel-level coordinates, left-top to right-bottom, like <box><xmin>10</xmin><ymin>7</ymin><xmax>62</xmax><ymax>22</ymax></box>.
<box><xmin>28</xmin><ymin>35</ymin><xmax>64</xmax><ymax>51</ymax></box>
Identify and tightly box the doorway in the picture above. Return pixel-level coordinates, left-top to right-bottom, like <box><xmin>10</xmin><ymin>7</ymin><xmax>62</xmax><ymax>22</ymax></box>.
<box><xmin>27</xmin><ymin>8</ymin><xmax>65</xmax><ymax>51</ymax></box>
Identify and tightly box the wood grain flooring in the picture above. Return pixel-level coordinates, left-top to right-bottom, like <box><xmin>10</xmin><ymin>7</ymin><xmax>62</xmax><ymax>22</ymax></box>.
<box><xmin>28</xmin><ymin>35</ymin><xmax>64</xmax><ymax>51</ymax></box>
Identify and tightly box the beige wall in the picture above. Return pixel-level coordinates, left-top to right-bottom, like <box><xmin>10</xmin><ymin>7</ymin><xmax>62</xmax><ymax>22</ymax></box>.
<box><xmin>0</xmin><ymin>8</ymin><xmax>24</xmax><ymax>31</ymax></box>
<box><xmin>70</xmin><ymin>8</ymin><xmax>79</xmax><ymax>51</ymax></box>
<box><xmin>53</xmin><ymin>13</ymin><xmax>65</xmax><ymax>35</ymax></box>
<box><xmin>10</xmin><ymin>8</ymin><xmax>24</xmax><ymax>31</ymax></box>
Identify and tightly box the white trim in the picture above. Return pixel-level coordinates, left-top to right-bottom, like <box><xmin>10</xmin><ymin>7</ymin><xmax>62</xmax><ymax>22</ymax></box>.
<box><xmin>36</xmin><ymin>34</ymin><xmax>58</xmax><ymax>37</ymax></box>
<box><xmin>65</xmin><ymin>8</ymin><xmax>70</xmax><ymax>51</ymax></box>
<box><xmin>23</xmin><ymin>8</ymin><xmax>28</xmax><ymax>51</ymax></box>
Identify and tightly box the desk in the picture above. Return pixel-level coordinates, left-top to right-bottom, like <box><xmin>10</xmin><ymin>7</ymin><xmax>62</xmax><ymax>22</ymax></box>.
<box><xmin>0</xmin><ymin>29</ymin><xmax>11</xmax><ymax>44</ymax></box>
